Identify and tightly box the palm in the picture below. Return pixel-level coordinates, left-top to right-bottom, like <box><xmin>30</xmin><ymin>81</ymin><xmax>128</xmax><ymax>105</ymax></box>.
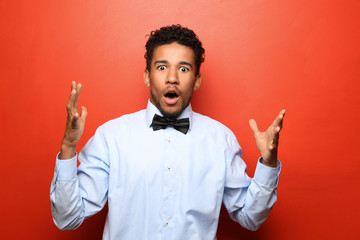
<box><xmin>249</xmin><ymin>110</ymin><xmax>285</xmax><ymax>167</ymax></box>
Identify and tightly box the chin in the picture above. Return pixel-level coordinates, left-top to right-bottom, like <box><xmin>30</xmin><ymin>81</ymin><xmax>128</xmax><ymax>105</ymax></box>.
<box><xmin>160</xmin><ymin>107</ymin><xmax>182</xmax><ymax>119</ymax></box>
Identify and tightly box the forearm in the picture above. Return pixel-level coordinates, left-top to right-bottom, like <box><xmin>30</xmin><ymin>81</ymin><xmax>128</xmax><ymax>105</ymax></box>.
<box><xmin>227</xmin><ymin>159</ymin><xmax>281</xmax><ymax>231</ymax></box>
<box><xmin>50</xmin><ymin>155</ymin><xmax>85</xmax><ymax>230</ymax></box>
<box><xmin>50</xmin><ymin>132</ymin><xmax>110</xmax><ymax>230</ymax></box>
<box><xmin>230</xmin><ymin>178</ymin><xmax>278</xmax><ymax>230</ymax></box>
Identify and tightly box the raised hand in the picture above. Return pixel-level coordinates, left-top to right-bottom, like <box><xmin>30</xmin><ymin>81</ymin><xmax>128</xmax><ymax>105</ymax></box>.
<box><xmin>59</xmin><ymin>81</ymin><xmax>88</xmax><ymax>159</ymax></box>
<box><xmin>249</xmin><ymin>109</ymin><xmax>286</xmax><ymax>167</ymax></box>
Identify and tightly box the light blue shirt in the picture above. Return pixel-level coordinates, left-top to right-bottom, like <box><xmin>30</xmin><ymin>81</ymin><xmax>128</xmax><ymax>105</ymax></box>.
<box><xmin>50</xmin><ymin>101</ymin><xmax>281</xmax><ymax>240</ymax></box>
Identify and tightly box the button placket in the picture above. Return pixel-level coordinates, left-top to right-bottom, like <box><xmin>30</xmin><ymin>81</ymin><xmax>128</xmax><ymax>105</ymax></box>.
<box><xmin>162</xmin><ymin>131</ymin><xmax>176</xmax><ymax>234</ymax></box>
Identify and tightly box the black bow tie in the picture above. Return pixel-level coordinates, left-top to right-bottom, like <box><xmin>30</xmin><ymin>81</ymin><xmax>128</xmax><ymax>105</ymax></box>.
<box><xmin>152</xmin><ymin>114</ymin><xmax>190</xmax><ymax>134</ymax></box>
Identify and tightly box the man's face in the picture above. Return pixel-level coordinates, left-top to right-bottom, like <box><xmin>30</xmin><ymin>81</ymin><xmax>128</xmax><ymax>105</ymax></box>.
<box><xmin>144</xmin><ymin>42</ymin><xmax>201</xmax><ymax>119</ymax></box>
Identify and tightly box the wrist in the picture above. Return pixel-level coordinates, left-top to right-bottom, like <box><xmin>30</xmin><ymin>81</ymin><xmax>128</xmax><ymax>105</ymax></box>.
<box><xmin>261</xmin><ymin>158</ymin><xmax>278</xmax><ymax>168</ymax></box>
<box><xmin>60</xmin><ymin>142</ymin><xmax>76</xmax><ymax>160</ymax></box>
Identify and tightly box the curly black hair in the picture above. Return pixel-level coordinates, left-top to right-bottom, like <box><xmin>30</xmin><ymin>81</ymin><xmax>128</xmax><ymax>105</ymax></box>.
<box><xmin>145</xmin><ymin>24</ymin><xmax>205</xmax><ymax>76</ymax></box>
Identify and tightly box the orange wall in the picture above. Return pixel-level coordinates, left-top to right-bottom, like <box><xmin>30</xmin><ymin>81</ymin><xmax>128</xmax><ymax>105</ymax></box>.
<box><xmin>1</xmin><ymin>0</ymin><xmax>359</xmax><ymax>239</ymax></box>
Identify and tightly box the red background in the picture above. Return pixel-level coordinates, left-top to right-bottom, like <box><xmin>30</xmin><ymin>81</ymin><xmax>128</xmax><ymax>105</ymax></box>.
<box><xmin>1</xmin><ymin>0</ymin><xmax>359</xmax><ymax>239</ymax></box>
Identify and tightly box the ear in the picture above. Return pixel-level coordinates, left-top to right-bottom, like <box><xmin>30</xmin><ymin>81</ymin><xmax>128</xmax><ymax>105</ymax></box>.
<box><xmin>193</xmin><ymin>74</ymin><xmax>201</xmax><ymax>91</ymax></box>
<box><xmin>143</xmin><ymin>69</ymin><xmax>150</xmax><ymax>87</ymax></box>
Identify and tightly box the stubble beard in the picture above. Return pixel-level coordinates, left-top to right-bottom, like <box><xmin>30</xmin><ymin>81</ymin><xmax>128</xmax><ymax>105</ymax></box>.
<box><xmin>150</xmin><ymin>89</ymin><xmax>192</xmax><ymax>120</ymax></box>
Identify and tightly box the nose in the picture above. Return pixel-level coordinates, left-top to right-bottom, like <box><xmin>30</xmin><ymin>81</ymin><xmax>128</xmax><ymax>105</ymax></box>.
<box><xmin>166</xmin><ymin>67</ymin><xmax>179</xmax><ymax>84</ymax></box>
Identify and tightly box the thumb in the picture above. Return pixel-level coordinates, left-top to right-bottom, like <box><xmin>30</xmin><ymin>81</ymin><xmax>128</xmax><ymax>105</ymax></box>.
<box><xmin>249</xmin><ymin>119</ymin><xmax>259</xmax><ymax>134</ymax></box>
<box><xmin>80</xmin><ymin>106</ymin><xmax>88</xmax><ymax>120</ymax></box>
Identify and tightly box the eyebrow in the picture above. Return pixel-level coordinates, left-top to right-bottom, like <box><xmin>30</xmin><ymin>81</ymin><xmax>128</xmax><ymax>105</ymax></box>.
<box><xmin>154</xmin><ymin>60</ymin><xmax>193</xmax><ymax>69</ymax></box>
<box><xmin>154</xmin><ymin>60</ymin><xmax>168</xmax><ymax>65</ymax></box>
<box><xmin>179</xmin><ymin>61</ymin><xmax>193</xmax><ymax>68</ymax></box>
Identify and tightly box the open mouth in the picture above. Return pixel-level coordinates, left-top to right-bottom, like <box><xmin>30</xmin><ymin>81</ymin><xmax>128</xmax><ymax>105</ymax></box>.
<box><xmin>163</xmin><ymin>89</ymin><xmax>180</xmax><ymax>105</ymax></box>
<box><xmin>165</xmin><ymin>92</ymin><xmax>179</xmax><ymax>99</ymax></box>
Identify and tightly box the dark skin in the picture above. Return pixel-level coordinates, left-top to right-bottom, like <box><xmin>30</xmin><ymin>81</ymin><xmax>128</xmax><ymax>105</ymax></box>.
<box><xmin>59</xmin><ymin>81</ymin><xmax>87</xmax><ymax>160</ymax></box>
<box><xmin>249</xmin><ymin>110</ymin><xmax>285</xmax><ymax>167</ymax></box>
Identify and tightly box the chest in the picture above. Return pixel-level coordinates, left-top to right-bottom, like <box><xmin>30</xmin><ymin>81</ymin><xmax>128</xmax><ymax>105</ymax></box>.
<box><xmin>106</xmin><ymin>127</ymin><xmax>227</xmax><ymax>196</ymax></box>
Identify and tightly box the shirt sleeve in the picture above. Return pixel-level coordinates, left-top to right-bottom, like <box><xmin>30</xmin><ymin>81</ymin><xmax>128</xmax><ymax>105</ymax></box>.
<box><xmin>50</xmin><ymin>129</ymin><xmax>110</xmax><ymax>230</ymax></box>
<box><xmin>222</xmin><ymin>135</ymin><xmax>281</xmax><ymax>231</ymax></box>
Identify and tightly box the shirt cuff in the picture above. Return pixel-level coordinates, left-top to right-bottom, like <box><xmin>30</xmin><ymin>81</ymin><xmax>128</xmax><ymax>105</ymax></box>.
<box><xmin>55</xmin><ymin>152</ymin><xmax>77</xmax><ymax>181</ymax></box>
<box><xmin>253</xmin><ymin>157</ymin><xmax>281</xmax><ymax>187</ymax></box>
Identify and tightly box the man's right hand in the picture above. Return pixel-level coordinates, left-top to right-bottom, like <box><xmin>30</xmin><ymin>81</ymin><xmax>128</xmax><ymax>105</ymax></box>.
<box><xmin>59</xmin><ymin>81</ymin><xmax>88</xmax><ymax>160</ymax></box>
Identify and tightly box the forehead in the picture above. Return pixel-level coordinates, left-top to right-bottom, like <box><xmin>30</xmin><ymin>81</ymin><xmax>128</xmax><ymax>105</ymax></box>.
<box><xmin>152</xmin><ymin>42</ymin><xmax>195</xmax><ymax>64</ymax></box>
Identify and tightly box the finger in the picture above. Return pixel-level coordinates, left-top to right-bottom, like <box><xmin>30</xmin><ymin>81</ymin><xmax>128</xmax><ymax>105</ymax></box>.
<box><xmin>80</xmin><ymin>106</ymin><xmax>88</xmax><ymax>120</ymax></box>
<box><xmin>71</xmin><ymin>81</ymin><xmax>76</xmax><ymax>91</ymax></box>
<box><xmin>249</xmin><ymin>119</ymin><xmax>260</xmax><ymax>134</ymax></box>
<box><xmin>271</xmin><ymin>109</ymin><xmax>286</xmax><ymax>129</ymax></box>
<box><xmin>67</xmin><ymin>81</ymin><xmax>77</xmax><ymax>111</ymax></box>
<box><xmin>71</xmin><ymin>112</ymin><xmax>79</xmax><ymax>128</ymax></box>
<box><xmin>73</xmin><ymin>83</ymin><xmax>82</xmax><ymax>109</ymax></box>
<box><xmin>268</xmin><ymin>141</ymin><xmax>278</xmax><ymax>154</ymax></box>
<box><xmin>272</xmin><ymin>126</ymin><xmax>281</xmax><ymax>142</ymax></box>
<box><xmin>269</xmin><ymin>139</ymin><xmax>279</xmax><ymax>151</ymax></box>
<box><xmin>66</xmin><ymin>88</ymin><xmax>77</xmax><ymax>114</ymax></box>
<box><xmin>268</xmin><ymin>143</ymin><xmax>275</xmax><ymax>151</ymax></box>
<box><xmin>268</xmin><ymin>125</ymin><xmax>281</xmax><ymax>152</ymax></box>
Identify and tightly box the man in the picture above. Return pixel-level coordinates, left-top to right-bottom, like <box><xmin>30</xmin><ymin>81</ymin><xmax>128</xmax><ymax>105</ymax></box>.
<box><xmin>50</xmin><ymin>24</ymin><xmax>285</xmax><ymax>239</ymax></box>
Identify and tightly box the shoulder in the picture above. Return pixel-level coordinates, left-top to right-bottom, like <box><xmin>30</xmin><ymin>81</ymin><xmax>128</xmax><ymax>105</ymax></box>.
<box><xmin>192</xmin><ymin>111</ymin><xmax>240</xmax><ymax>150</ymax></box>
<box><xmin>192</xmin><ymin>111</ymin><xmax>233</xmax><ymax>134</ymax></box>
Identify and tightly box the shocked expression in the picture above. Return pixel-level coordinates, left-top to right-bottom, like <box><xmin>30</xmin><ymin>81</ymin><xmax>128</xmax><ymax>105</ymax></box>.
<box><xmin>144</xmin><ymin>42</ymin><xmax>201</xmax><ymax>119</ymax></box>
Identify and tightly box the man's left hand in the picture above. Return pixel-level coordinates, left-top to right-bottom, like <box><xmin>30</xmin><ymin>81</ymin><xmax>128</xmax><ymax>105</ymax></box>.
<box><xmin>249</xmin><ymin>109</ymin><xmax>286</xmax><ymax>168</ymax></box>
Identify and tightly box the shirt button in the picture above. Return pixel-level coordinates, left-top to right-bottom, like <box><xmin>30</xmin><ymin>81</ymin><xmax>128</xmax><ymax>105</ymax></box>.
<box><xmin>165</xmin><ymin>221</ymin><xmax>169</xmax><ymax>226</ymax></box>
<box><xmin>168</xmin><ymin>139</ymin><xmax>171</xmax><ymax>143</ymax></box>
<box><xmin>167</xmin><ymin>167</ymin><xmax>171</xmax><ymax>171</ymax></box>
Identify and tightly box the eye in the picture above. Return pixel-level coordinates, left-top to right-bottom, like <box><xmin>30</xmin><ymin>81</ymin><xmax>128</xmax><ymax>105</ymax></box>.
<box><xmin>157</xmin><ymin>65</ymin><xmax>166</xmax><ymax>70</ymax></box>
<box><xmin>179</xmin><ymin>66</ymin><xmax>189</xmax><ymax>72</ymax></box>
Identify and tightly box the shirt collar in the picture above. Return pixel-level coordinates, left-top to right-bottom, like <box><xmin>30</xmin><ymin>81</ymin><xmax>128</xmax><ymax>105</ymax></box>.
<box><xmin>145</xmin><ymin>99</ymin><xmax>193</xmax><ymax>131</ymax></box>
